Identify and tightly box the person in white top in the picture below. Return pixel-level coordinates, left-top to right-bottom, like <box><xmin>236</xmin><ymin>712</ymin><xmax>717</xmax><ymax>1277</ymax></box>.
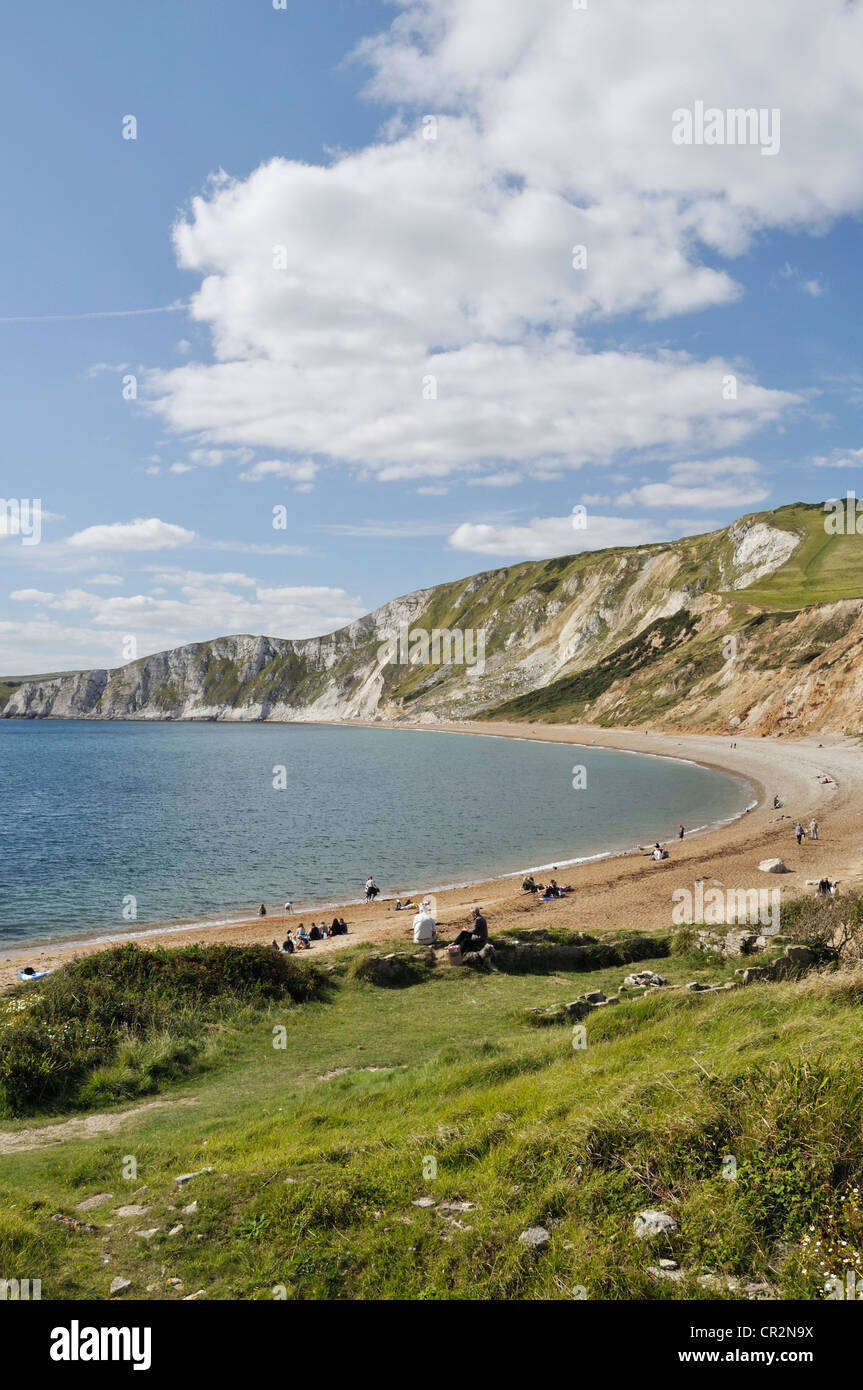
<box><xmin>412</xmin><ymin>905</ymin><xmax>438</xmax><ymax>944</ymax></box>
<box><xmin>284</xmin><ymin>901</ymin><xmax>293</xmax><ymax>914</ymax></box>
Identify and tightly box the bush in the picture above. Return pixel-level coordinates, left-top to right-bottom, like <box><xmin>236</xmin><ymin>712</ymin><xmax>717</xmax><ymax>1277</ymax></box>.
<box><xmin>0</xmin><ymin>943</ymin><xmax>330</xmax><ymax>1116</ymax></box>
<box><xmin>347</xmin><ymin>951</ymin><xmax>433</xmax><ymax>989</ymax></box>
<box><xmin>781</xmin><ymin>891</ymin><xmax>863</xmax><ymax>965</ymax></box>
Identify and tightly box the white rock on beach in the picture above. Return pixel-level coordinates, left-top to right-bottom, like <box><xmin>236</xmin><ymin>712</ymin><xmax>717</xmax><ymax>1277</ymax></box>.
<box><xmin>759</xmin><ymin>858</ymin><xmax>789</xmax><ymax>873</ymax></box>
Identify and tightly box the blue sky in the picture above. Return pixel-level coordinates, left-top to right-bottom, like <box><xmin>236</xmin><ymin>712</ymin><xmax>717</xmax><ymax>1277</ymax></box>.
<box><xmin>1</xmin><ymin>0</ymin><xmax>862</xmax><ymax>674</ymax></box>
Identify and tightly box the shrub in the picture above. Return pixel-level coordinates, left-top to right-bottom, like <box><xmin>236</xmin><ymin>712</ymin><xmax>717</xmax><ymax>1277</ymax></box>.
<box><xmin>347</xmin><ymin>952</ymin><xmax>433</xmax><ymax>989</ymax></box>
<box><xmin>0</xmin><ymin>943</ymin><xmax>330</xmax><ymax>1116</ymax></box>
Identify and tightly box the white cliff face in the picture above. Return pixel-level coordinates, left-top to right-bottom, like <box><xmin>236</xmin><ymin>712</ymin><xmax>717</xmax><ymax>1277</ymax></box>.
<box><xmin>726</xmin><ymin>522</ymin><xmax>800</xmax><ymax>589</ymax></box>
<box><xmin>3</xmin><ymin>510</ymin><xmax>838</xmax><ymax>734</ymax></box>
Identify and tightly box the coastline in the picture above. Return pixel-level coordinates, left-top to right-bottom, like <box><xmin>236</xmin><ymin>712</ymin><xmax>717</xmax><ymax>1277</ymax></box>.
<box><xmin>1</xmin><ymin>720</ymin><xmax>858</xmax><ymax>990</ymax></box>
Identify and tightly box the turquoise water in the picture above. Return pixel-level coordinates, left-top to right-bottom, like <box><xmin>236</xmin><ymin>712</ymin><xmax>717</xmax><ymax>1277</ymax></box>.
<box><xmin>0</xmin><ymin>721</ymin><xmax>752</xmax><ymax>947</ymax></box>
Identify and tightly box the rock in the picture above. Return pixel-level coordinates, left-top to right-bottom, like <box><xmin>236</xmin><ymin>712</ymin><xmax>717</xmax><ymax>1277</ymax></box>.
<box><xmin>168</xmin><ymin>1225</ymin><xmax>184</xmax><ymax>1237</ymax></box>
<box><xmin>135</xmin><ymin>1228</ymin><xmax>160</xmax><ymax>1241</ymax></box>
<box><xmin>168</xmin><ymin>1278</ymin><xmax>183</xmax><ymax>1287</ymax></box>
<box><xmin>438</xmin><ymin>1201</ymin><xmax>476</xmax><ymax>1213</ymax></box>
<box><xmin>724</xmin><ymin>930</ymin><xmax>756</xmax><ymax>956</ymax></box>
<box><xmin>174</xmin><ymin>1167</ymin><xmax>213</xmax><ymax>1186</ymax></box>
<box><xmin>182</xmin><ymin>1201</ymin><xmax>198</xmax><ymax>1215</ymax></box>
<box><xmin>565</xmin><ymin>999</ymin><xmax>592</xmax><ymax>1021</ymax></box>
<box><xmin>109</xmin><ymin>1276</ymin><xmax>131</xmax><ymax>1295</ymax></box>
<box><xmin>412</xmin><ymin>1197</ymin><xmax>436</xmax><ymax>1208</ymax></box>
<box><xmin>686</xmin><ymin>982</ymin><xmax>709</xmax><ymax>991</ymax></box>
<box><xmin>114</xmin><ymin>1204</ymin><xmax>149</xmax><ymax>1218</ymax></box>
<box><xmin>659</xmin><ymin>1258</ymin><xmax>679</xmax><ymax>1270</ymax></box>
<box><xmin>634</xmin><ymin>1210</ymin><xmax>678</xmax><ymax>1239</ymax></box>
<box><xmin>741</xmin><ymin>966</ymin><xmax>769</xmax><ymax>985</ymax></box>
<box><xmin>784</xmin><ymin>944</ymin><xmax>813</xmax><ymax>964</ymax></box>
<box><xmin>605</xmin><ymin>995</ymin><xmax>620</xmax><ymax>1005</ymax></box>
<box><xmin>183</xmin><ymin>1289</ymin><xmax>206</xmax><ymax>1300</ymax></box>
<box><xmin>759</xmin><ymin>858</ymin><xmax>789</xmax><ymax>874</ymax></box>
<box><xmin>584</xmin><ymin>990</ymin><xmax>606</xmax><ymax>1004</ymax></box>
<box><xmin>76</xmin><ymin>1193</ymin><xmax>114</xmax><ymax>1211</ymax></box>
<box><xmin>518</xmin><ymin>1226</ymin><xmax>551</xmax><ymax>1249</ymax></box>
<box><xmin>624</xmin><ymin>971</ymin><xmax>667</xmax><ymax>988</ymax></box>
<box><xmin>648</xmin><ymin>1264</ymin><xmax>684</xmax><ymax>1282</ymax></box>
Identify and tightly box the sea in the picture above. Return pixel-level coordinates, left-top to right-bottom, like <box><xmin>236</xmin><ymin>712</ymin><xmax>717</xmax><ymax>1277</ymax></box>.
<box><xmin>0</xmin><ymin>720</ymin><xmax>753</xmax><ymax>948</ymax></box>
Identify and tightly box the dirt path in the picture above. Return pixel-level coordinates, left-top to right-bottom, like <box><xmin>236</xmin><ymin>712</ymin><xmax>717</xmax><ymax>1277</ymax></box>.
<box><xmin>0</xmin><ymin>1098</ymin><xmax>199</xmax><ymax>1155</ymax></box>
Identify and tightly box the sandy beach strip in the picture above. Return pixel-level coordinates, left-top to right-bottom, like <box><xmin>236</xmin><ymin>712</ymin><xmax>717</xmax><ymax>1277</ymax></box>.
<box><xmin>1</xmin><ymin>721</ymin><xmax>859</xmax><ymax>992</ymax></box>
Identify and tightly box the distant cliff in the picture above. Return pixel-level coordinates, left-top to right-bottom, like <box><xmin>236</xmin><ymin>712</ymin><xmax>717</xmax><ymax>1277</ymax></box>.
<box><xmin>5</xmin><ymin>502</ymin><xmax>863</xmax><ymax>736</ymax></box>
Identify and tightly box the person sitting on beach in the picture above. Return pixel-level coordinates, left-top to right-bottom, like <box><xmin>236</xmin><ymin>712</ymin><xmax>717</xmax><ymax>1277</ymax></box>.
<box><xmin>282</xmin><ymin>933</ymin><xmax>295</xmax><ymax>954</ymax></box>
<box><xmin>309</xmin><ymin>923</ymin><xmax>321</xmax><ymax>941</ymax></box>
<box><xmin>412</xmin><ymin>904</ymin><xmax>438</xmax><ymax>945</ymax></box>
<box><xmin>271</xmin><ymin>939</ymin><xmax>280</xmax><ymax>950</ymax></box>
<box><xmin>338</xmin><ymin>917</ymin><xmax>348</xmax><ymax>935</ymax></box>
<box><xmin>259</xmin><ymin>903</ymin><xmax>267</xmax><ymax>916</ymax></box>
<box><xmin>522</xmin><ymin>875</ymin><xmax>537</xmax><ymax>893</ymax></box>
<box><xmin>295</xmin><ymin>925</ymin><xmax>310</xmax><ymax>949</ymax></box>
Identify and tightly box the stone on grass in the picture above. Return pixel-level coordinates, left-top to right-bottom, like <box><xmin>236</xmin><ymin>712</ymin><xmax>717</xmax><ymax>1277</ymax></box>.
<box><xmin>174</xmin><ymin>1167</ymin><xmax>213</xmax><ymax>1186</ymax></box>
<box><xmin>168</xmin><ymin>1225</ymin><xmax>184</xmax><ymax>1237</ymax></box>
<box><xmin>114</xmin><ymin>1204</ymin><xmax>149</xmax><ymax>1218</ymax></box>
<box><xmin>412</xmin><ymin>1197</ymin><xmax>436</xmax><ymax>1208</ymax></box>
<box><xmin>785</xmin><ymin>944</ymin><xmax>813</xmax><ymax>964</ymax></box>
<box><xmin>76</xmin><ymin>1193</ymin><xmax>114</xmax><ymax>1211</ymax></box>
<box><xmin>135</xmin><ymin>1228</ymin><xmax>160</xmax><ymax>1241</ymax></box>
<box><xmin>634</xmin><ymin>1210</ymin><xmax>678</xmax><ymax>1239</ymax></box>
<box><xmin>109</xmin><ymin>1276</ymin><xmax>131</xmax><ymax>1295</ymax></box>
<box><xmin>623</xmin><ymin>971</ymin><xmax>667</xmax><ymax>988</ymax></box>
<box><xmin>519</xmin><ymin>1226</ymin><xmax>551</xmax><ymax>1249</ymax></box>
<box><xmin>182</xmin><ymin>1201</ymin><xmax>198</xmax><ymax>1215</ymax></box>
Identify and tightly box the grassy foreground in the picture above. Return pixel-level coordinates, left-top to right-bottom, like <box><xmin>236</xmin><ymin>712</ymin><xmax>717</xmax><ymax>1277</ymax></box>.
<box><xmin>2</xmin><ymin>931</ymin><xmax>862</xmax><ymax>1302</ymax></box>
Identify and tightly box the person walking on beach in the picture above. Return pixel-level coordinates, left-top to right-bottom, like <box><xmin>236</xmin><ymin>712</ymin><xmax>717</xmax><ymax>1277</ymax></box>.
<box><xmin>678</xmin><ymin>824</ymin><xmax>685</xmax><ymax>839</ymax></box>
<box><xmin>284</xmin><ymin>901</ymin><xmax>293</xmax><ymax>914</ymax></box>
<box><xmin>795</xmin><ymin>823</ymin><xmax>804</xmax><ymax>846</ymax></box>
<box><xmin>810</xmin><ymin>818</ymin><xmax>819</xmax><ymax>841</ymax></box>
<box><xmin>365</xmin><ymin>876</ymin><xmax>379</xmax><ymax>902</ymax></box>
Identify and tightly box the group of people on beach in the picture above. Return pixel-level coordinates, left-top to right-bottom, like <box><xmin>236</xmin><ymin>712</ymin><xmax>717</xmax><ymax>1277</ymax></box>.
<box><xmin>272</xmin><ymin>918</ymin><xmax>349</xmax><ymax>953</ymax></box>
<box><xmin>521</xmin><ymin>873</ymin><xmax>573</xmax><ymax>900</ymax></box>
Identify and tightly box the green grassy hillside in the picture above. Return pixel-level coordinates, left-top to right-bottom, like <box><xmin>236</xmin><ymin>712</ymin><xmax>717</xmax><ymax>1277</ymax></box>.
<box><xmin>723</xmin><ymin>502</ymin><xmax>863</xmax><ymax>609</ymax></box>
<box><xmin>2</xmin><ymin>934</ymin><xmax>862</xmax><ymax>1301</ymax></box>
